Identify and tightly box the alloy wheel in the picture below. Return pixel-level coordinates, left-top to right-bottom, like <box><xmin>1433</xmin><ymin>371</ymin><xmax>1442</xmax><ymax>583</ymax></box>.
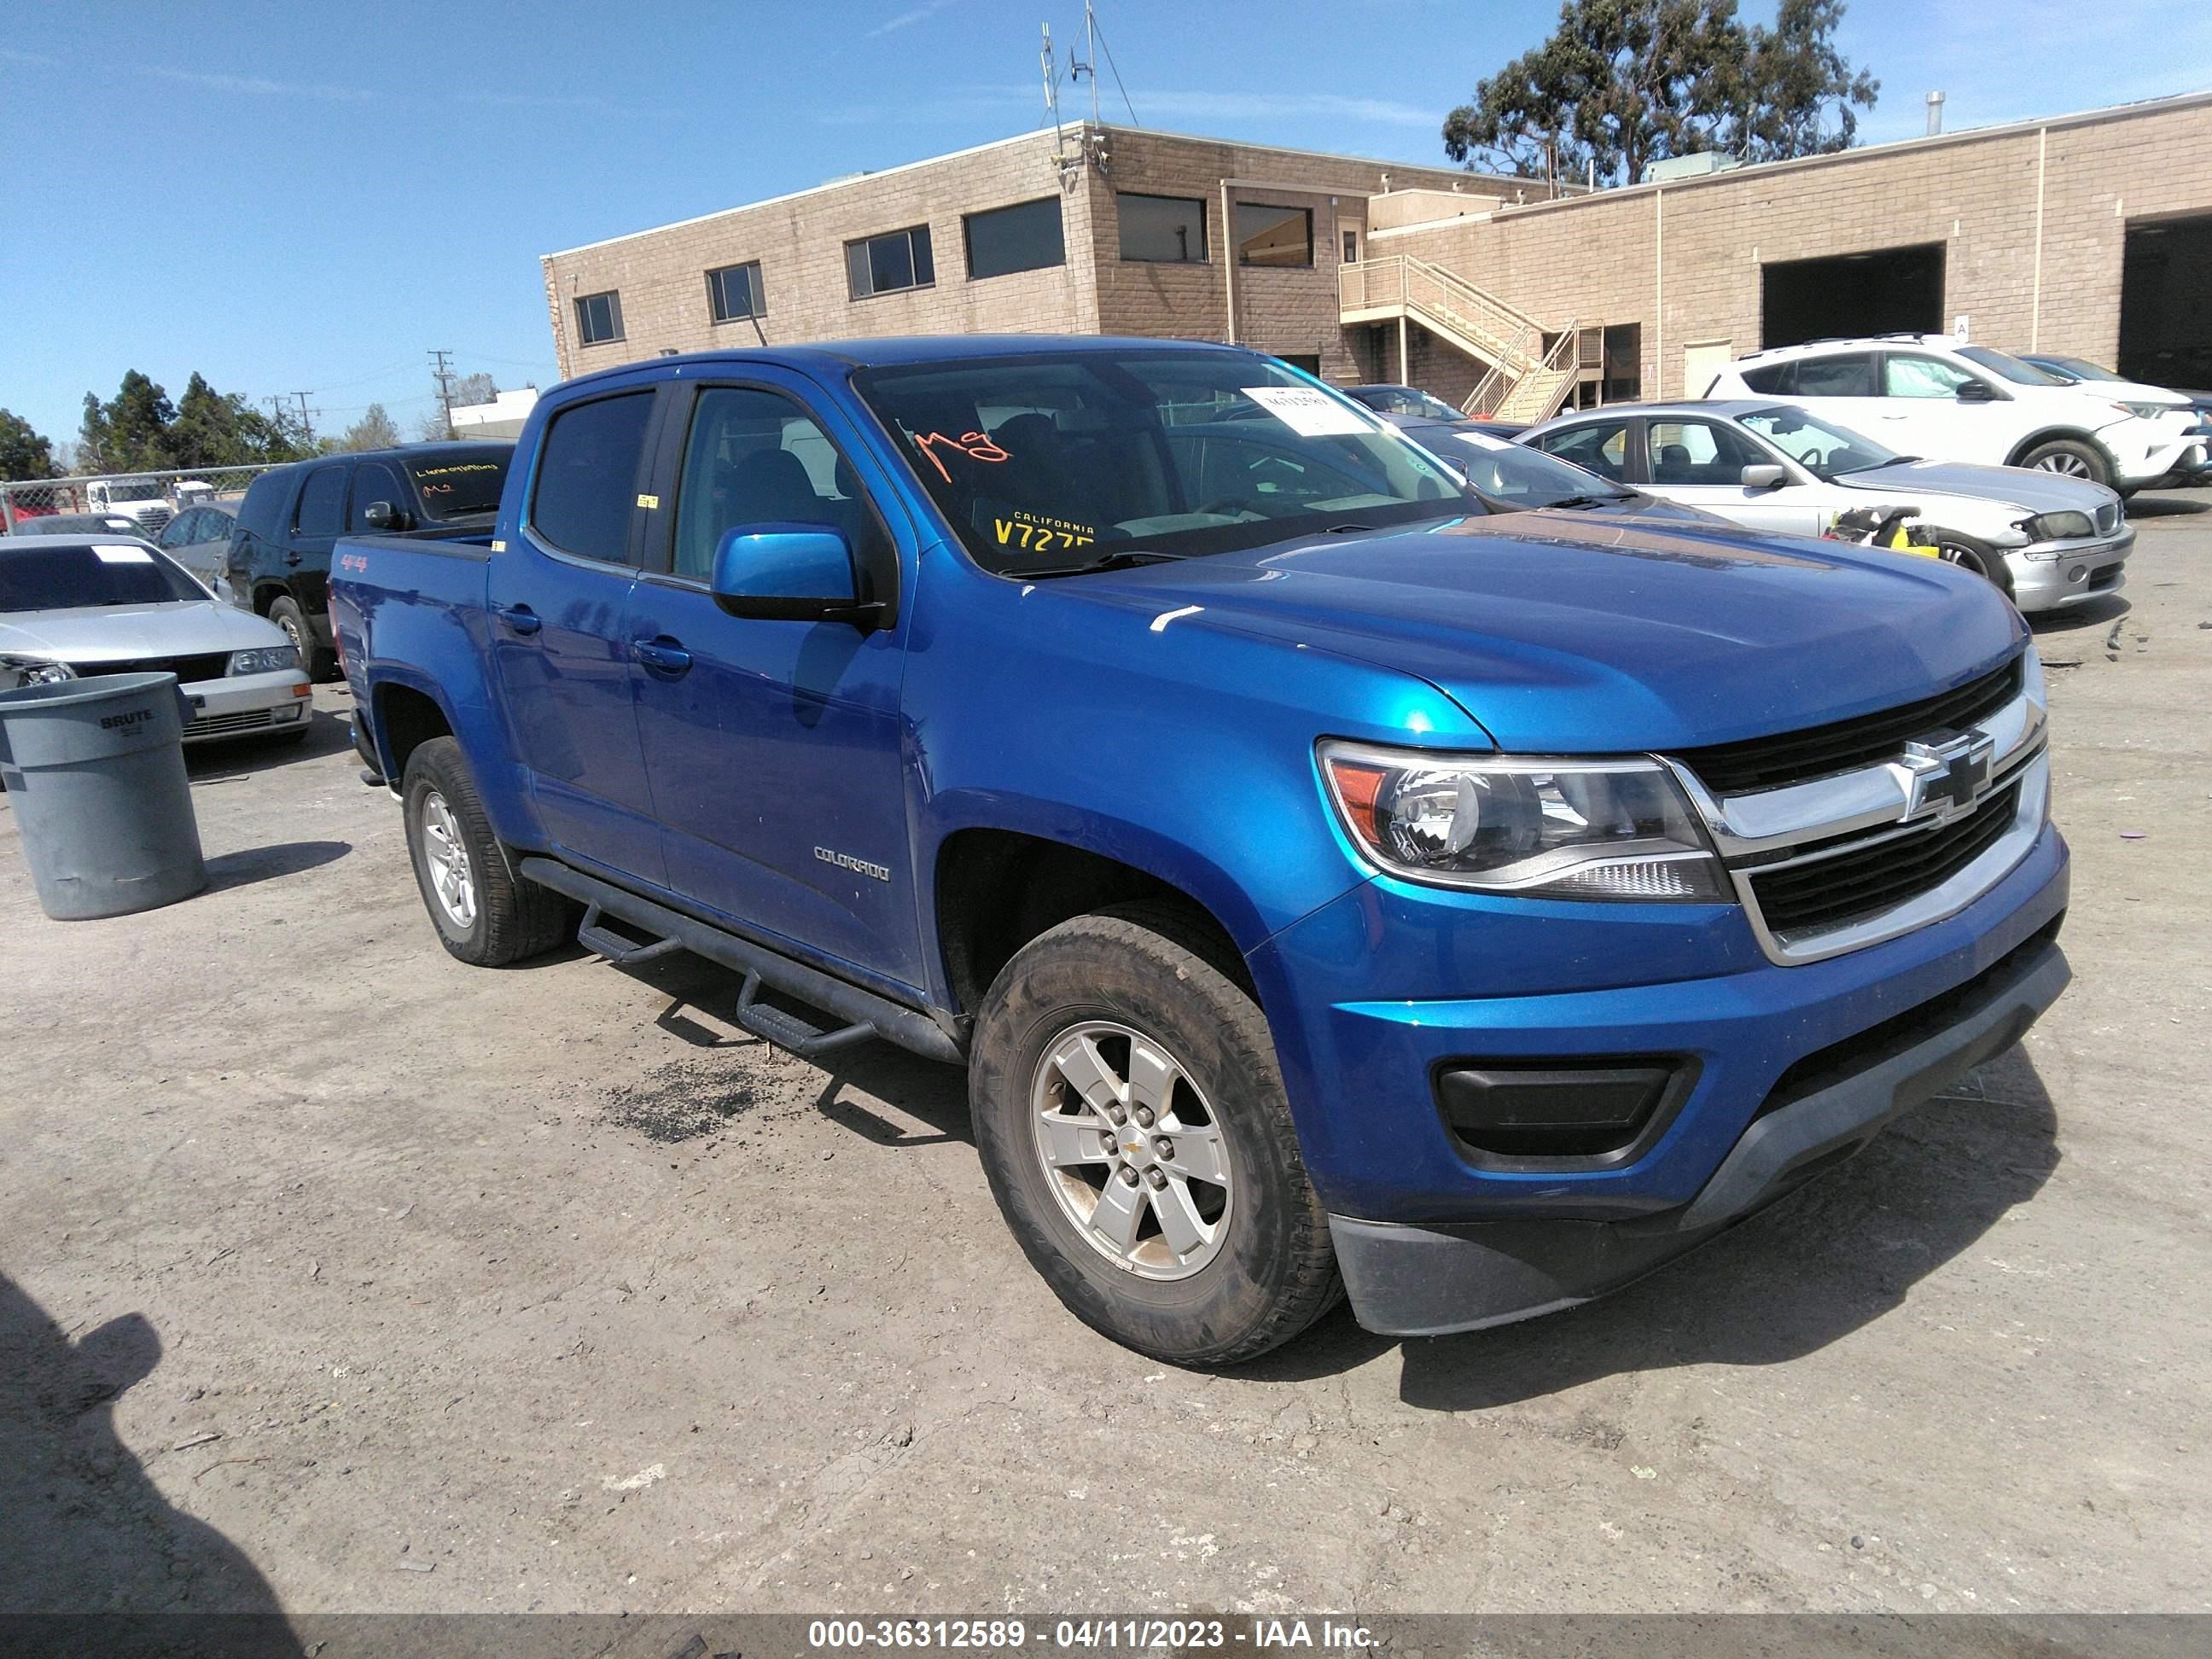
<box><xmin>418</xmin><ymin>789</ymin><xmax>478</xmax><ymax>929</ymax></box>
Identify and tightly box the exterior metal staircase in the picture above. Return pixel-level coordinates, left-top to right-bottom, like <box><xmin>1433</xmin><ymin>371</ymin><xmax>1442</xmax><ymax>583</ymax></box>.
<box><xmin>1339</xmin><ymin>254</ymin><xmax>1579</xmax><ymax>424</ymax></box>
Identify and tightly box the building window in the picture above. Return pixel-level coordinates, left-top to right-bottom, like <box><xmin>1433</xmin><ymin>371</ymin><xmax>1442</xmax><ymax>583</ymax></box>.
<box><xmin>707</xmin><ymin>262</ymin><xmax>765</xmax><ymax>324</ymax></box>
<box><xmin>574</xmin><ymin>289</ymin><xmax>624</xmax><ymax>346</ymax></box>
<box><xmin>847</xmin><ymin>225</ymin><xmax>934</xmax><ymax>300</ymax></box>
<box><xmin>1117</xmin><ymin>193</ymin><xmax>1208</xmax><ymax>264</ymax></box>
<box><xmin>1277</xmin><ymin>353</ymin><xmax>1322</xmax><ymax>376</ymax></box>
<box><xmin>1236</xmin><ymin>202</ymin><xmax>1313</xmax><ymax>268</ymax></box>
<box><xmin>1342</xmin><ymin>230</ymin><xmax>1359</xmax><ymax>265</ymax></box>
<box><xmin>963</xmin><ymin>197</ymin><xmax>1065</xmax><ymax>280</ymax></box>
<box><xmin>1602</xmin><ymin>323</ymin><xmax>1642</xmax><ymax>403</ymax></box>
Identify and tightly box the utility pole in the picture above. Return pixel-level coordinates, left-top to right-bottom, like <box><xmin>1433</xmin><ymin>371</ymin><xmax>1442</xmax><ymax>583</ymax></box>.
<box><xmin>428</xmin><ymin>349</ymin><xmax>457</xmax><ymax>440</ymax></box>
<box><xmin>289</xmin><ymin>391</ymin><xmax>317</xmax><ymax>446</ymax></box>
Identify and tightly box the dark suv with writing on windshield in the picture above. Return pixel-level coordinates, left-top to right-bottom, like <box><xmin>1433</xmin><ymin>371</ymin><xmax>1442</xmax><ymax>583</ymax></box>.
<box><xmin>224</xmin><ymin>441</ymin><xmax>512</xmax><ymax>679</ymax></box>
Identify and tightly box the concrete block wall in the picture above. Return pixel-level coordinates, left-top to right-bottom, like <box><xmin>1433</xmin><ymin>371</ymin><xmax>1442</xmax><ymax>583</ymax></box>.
<box><xmin>1371</xmin><ymin>95</ymin><xmax>2212</xmax><ymax>402</ymax></box>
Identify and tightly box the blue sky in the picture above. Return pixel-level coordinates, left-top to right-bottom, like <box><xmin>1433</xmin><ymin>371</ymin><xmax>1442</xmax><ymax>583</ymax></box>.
<box><xmin>3</xmin><ymin>0</ymin><xmax>2207</xmax><ymax>453</ymax></box>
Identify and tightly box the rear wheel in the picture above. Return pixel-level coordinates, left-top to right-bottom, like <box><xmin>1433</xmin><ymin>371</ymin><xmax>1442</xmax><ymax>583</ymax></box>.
<box><xmin>2017</xmin><ymin>439</ymin><xmax>2110</xmax><ymax>488</ymax></box>
<box><xmin>968</xmin><ymin>905</ymin><xmax>1340</xmax><ymax>1366</ymax></box>
<box><xmin>267</xmin><ymin>596</ymin><xmax>336</xmax><ymax>683</ymax></box>
<box><xmin>401</xmin><ymin>736</ymin><xmax>572</xmax><ymax>966</ymax></box>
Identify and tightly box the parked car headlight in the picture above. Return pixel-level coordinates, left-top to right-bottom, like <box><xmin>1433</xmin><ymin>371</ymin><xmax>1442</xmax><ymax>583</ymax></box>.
<box><xmin>1318</xmin><ymin>743</ymin><xmax>1726</xmax><ymax>900</ymax></box>
<box><xmin>2019</xmin><ymin>510</ymin><xmax>2096</xmax><ymax>543</ymax></box>
<box><xmin>227</xmin><ymin>646</ymin><xmax>300</xmax><ymax>676</ymax></box>
<box><xmin>2121</xmin><ymin>402</ymin><xmax>2175</xmax><ymax>421</ymax></box>
<box><xmin>1</xmin><ymin>655</ymin><xmax>76</xmax><ymax>689</ymax></box>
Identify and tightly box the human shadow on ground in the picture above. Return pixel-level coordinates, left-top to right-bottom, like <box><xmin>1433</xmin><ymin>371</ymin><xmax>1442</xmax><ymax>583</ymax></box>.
<box><xmin>0</xmin><ymin>1272</ymin><xmax>300</xmax><ymax>1653</ymax></box>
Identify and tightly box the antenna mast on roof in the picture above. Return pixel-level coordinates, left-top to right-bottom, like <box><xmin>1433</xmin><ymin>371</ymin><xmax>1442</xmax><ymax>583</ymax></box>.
<box><xmin>1041</xmin><ymin>23</ymin><xmax>1064</xmax><ymax>150</ymax></box>
<box><xmin>1067</xmin><ymin>2</ymin><xmax>1138</xmax><ymax>127</ymax></box>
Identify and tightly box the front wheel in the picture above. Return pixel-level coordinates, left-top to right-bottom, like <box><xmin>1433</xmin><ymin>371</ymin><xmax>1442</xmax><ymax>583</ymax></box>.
<box><xmin>1932</xmin><ymin>533</ymin><xmax>2016</xmax><ymax>602</ymax></box>
<box><xmin>267</xmin><ymin>596</ymin><xmax>337</xmax><ymax>682</ymax></box>
<box><xmin>401</xmin><ymin>736</ymin><xmax>573</xmax><ymax>966</ymax></box>
<box><xmin>968</xmin><ymin>905</ymin><xmax>1341</xmax><ymax>1365</ymax></box>
<box><xmin>2017</xmin><ymin>439</ymin><xmax>2111</xmax><ymax>488</ymax></box>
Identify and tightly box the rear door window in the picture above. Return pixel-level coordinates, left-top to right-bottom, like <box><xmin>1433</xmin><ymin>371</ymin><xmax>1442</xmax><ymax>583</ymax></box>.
<box><xmin>294</xmin><ymin>466</ymin><xmax>349</xmax><ymax>537</ymax></box>
<box><xmin>1534</xmin><ymin>420</ymin><xmax>1632</xmax><ymax>482</ymax></box>
<box><xmin>235</xmin><ymin>470</ymin><xmax>290</xmax><ymax>540</ymax></box>
<box><xmin>528</xmin><ymin>391</ymin><xmax>655</xmax><ymax>565</ymax></box>
<box><xmin>1791</xmin><ymin>353</ymin><xmax>1877</xmax><ymax>397</ymax></box>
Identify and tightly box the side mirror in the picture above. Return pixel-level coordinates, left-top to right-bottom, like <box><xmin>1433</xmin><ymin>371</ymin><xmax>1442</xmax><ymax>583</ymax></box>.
<box><xmin>1739</xmin><ymin>463</ymin><xmax>1788</xmax><ymax>490</ymax></box>
<box><xmin>1955</xmin><ymin>379</ymin><xmax>2000</xmax><ymax>403</ymax></box>
<box><xmin>363</xmin><ymin>500</ymin><xmax>398</xmax><ymax>531</ymax></box>
<box><xmin>710</xmin><ymin>525</ymin><xmax>880</xmax><ymax>626</ymax></box>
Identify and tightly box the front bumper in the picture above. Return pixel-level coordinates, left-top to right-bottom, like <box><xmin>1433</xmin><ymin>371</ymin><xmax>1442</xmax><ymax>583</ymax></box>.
<box><xmin>178</xmin><ymin>668</ymin><xmax>313</xmax><ymax>742</ymax></box>
<box><xmin>2109</xmin><ymin>425</ymin><xmax>2199</xmax><ymax>486</ymax></box>
<box><xmin>1249</xmin><ymin>808</ymin><xmax>2070</xmax><ymax>1336</ymax></box>
<box><xmin>2007</xmin><ymin>525</ymin><xmax>2133</xmax><ymax>613</ymax></box>
<box><xmin>1330</xmin><ymin>923</ymin><xmax>2068</xmax><ymax>1336</ymax></box>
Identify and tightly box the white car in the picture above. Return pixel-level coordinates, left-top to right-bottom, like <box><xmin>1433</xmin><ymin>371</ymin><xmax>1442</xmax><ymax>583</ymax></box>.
<box><xmin>1522</xmin><ymin>400</ymin><xmax>2132</xmax><ymax>613</ymax></box>
<box><xmin>1703</xmin><ymin>335</ymin><xmax>2202</xmax><ymax>494</ymax></box>
<box><xmin>0</xmin><ymin>537</ymin><xmax>312</xmax><ymax>742</ymax></box>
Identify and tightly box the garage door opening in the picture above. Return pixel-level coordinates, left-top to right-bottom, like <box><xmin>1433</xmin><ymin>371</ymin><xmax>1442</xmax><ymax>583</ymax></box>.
<box><xmin>1761</xmin><ymin>243</ymin><xmax>1945</xmax><ymax>349</ymax></box>
<box><xmin>2120</xmin><ymin>214</ymin><xmax>2212</xmax><ymax>389</ymax></box>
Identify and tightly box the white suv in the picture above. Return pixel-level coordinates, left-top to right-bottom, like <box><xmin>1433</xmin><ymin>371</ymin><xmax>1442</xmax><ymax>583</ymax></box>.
<box><xmin>1703</xmin><ymin>335</ymin><xmax>2202</xmax><ymax>494</ymax></box>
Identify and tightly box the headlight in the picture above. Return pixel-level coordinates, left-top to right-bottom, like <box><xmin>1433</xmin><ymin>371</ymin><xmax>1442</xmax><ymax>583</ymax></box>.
<box><xmin>2</xmin><ymin>656</ymin><xmax>76</xmax><ymax>688</ymax></box>
<box><xmin>2019</xmin><ymin>510</ymin><xmax>2095</xmax><ymax>543</ymax></box>
<box><xmin>2121</xmin><ymin>402</ymin><xmax>2174</xmax><ymax>420</ymax></box>
<box><xmin>228</xmin><ymin>646</ymin><xmax>300</xmax><ymax>676</ymax></box>
<box><xmin>1318</xmin><ymin>742</ymin><xmax>1726</xmax><ymax>901</ymax></box>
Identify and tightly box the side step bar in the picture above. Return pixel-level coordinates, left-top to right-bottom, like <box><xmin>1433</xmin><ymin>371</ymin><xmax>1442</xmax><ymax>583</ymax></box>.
<box><xmin>518</xmin><ymin>857</ymin><xmax>963</xmax><ymax>1066</ymax></box>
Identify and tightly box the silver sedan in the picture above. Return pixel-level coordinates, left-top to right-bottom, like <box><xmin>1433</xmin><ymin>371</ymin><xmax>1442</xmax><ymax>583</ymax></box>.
<box><xmin>0</xmin><ymin>536</ymin><xmax>311</xmax><ymax>743</ymax></box>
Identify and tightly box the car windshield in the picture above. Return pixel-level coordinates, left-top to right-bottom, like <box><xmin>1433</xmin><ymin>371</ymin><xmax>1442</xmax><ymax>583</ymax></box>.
<box><xmin>1433</xmin><ymin>430</ymin><xmax>1634</xmax><ymax>506</ymax></box>
<box><xmin>407</xmin><ymin>451</ymin><xmax>510</xmax><ymax>519</ymax></box>
<box><xmin>1736</xmin><ymin>406</ymin><xmax>1901</xmax><ymax>480</ymax></box>
<box><xmin>2046</xmin><ymin>356</ymin><xmax>2119</xmax><ymax>381</ymax></box>
<box><xmin>1356</xmin><ymin>386</ymin><xmax>1466</xmax><ymax>422</ymax></box>
<box><xmin>853</xmin><ymin>349</ymin><xmax>1476</xmax><ymax>574</ymax></box>
<box><xmin>1957</xmin><ymin>346</ymin><xmax>2068</xmax><ymax>387</ymax></box>
<box><xmin>0</xmin><ymin>543</ymin><xmax>206</xmax><ymax>610</ymax></box>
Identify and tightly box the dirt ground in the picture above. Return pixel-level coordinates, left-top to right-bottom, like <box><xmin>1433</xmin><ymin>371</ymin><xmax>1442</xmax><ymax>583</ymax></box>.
<box><xmin>3</xmin><ymin>498</ymin><xmax>2208</xmax><ymax>1622</ymax></box>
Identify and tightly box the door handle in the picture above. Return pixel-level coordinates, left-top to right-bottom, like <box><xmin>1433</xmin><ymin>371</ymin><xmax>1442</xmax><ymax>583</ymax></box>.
<box><xmin>494</xmin><ymin>604</ymin><xmax>542</xmax><ymax>636</ymax></box>
<box><xmin>632</xmin><ymin>637</ymin><xmax>692</xmax><ymax>676</ymax></box>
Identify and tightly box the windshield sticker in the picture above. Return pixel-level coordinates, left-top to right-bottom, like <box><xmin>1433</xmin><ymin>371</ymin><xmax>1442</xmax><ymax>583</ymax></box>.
<box><xmin>911</xmin><ymin>428</ymin><xmax>1010</xmax><ymax>483</ymax></box>
<box><xmin>93</xmin><ymin>544</ymin><xmax>154</xmax><ymax>563</ymax></box>
<box><xmin>993</xmin><ymin>509</ymin><xmax>1095</xmax><ymax>553</ymax></box>
<box><xmin>1240</xmin><ymin>385</ymin><xmax>1371</xmax><ymax>438</ymax></box>
<box><xmin>1453</xmin><ymin>431</ymin><xmax>1515</xmax><ymax>452</ymax></box>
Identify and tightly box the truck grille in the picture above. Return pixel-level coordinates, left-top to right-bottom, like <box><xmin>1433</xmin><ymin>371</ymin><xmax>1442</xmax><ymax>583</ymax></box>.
<box><xmin>1676</xmin><ymin>656</ymin><xmax>2023</xmax><ymax>795</ymax></box>
<box><xmin>1747</xmin><ymin>779</ymin><xmax>2023</xmax><ymax>940</ymax></box>
<box><xmin>65</xmin><ymin>653</ymin><xmax>232</xmax><ymax>686</ymax></box>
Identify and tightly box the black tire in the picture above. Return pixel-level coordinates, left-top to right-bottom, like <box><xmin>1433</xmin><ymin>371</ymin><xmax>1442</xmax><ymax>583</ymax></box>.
<box><xmin>969</xmin><ymin>904</ymin><xmax>1340</xmax><ymax>1366</ymax></box>
<box><xmin>266</xmin><ymin>596</ymin><xmax>337</xmax><ymax>683</ymax></box>
<box><xmin>2016</xmin><ymin>438</ymin><xmax>2111</xmax><ymax>489</ymax></box>
<box><xmin>1931</xmin><ymin>533</ymin><xmax>2016</xmax><ymax>602</ymax></box>
<box><xmin>400</xmin><ymin>736</ymin><xmax>572</xmax><ymax>967</ymax></box>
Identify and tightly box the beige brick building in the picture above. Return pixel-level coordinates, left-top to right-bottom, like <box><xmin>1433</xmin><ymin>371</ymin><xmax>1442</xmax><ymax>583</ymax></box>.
<box><xmin>541</xmin><ymin>93</ymin><xmax>2212</xmax><ymax>416</ymax></box>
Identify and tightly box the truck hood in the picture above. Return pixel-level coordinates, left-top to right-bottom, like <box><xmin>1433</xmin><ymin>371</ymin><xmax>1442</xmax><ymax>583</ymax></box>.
<box><xmin>1833</xmin><ymin>458</ymin><xmax>2117</xmax><ymax>515</ymax></box>
<box><xmin>0</xmin><ymin>600</ymin><xmax>286</xmax><ymax>662</ymax></box>
<box><xmin>1051</xmin><ymin>511</ymin><xmax>2023</xmax><ymax>753</ymax></box>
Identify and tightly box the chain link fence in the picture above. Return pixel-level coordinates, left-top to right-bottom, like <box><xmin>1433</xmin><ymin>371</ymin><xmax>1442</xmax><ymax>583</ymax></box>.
<box><xmin>1</xmin><ymin>463</ymin><xmax>288</xmax><ymax>540</ymax></box>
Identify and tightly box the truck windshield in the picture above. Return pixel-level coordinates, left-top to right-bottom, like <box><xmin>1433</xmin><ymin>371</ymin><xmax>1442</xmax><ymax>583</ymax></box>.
<box><xmin>853</xmin><ymin>349</ymin><xmax>1475</xmax><ymax>574</ymax></box>
<box><xmin>0</xmin><ymin>543</ymin><xmax>206</xmax><ymax>611</ymax></box>
<box><xmin>103</xmin><ymin>480</ymin><xmax>165</xmax><ymax>502</ymax></box>
<box><xmin>407</xmin><ymin>452</ymin><xmax>509</xmax><ymax>520</ymax></box>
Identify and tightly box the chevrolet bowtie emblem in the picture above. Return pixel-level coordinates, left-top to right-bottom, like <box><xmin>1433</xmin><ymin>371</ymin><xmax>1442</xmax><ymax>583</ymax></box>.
<box><xmin>1901</xmin><ymin>729</ymin><xmax>1996</xmax><ymax>820</ymax></box>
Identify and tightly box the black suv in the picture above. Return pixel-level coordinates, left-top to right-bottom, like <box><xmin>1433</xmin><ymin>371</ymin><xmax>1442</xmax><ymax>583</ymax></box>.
<box><xmin>226</xmin><ymin>442</ymin><xmax>512</xmax><ymax>678</ymax></box>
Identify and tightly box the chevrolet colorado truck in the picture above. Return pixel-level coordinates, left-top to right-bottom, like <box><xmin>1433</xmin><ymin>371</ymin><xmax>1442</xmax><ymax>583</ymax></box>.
<box><xmin>329</xmin><ymin>337</ymin><xmax>2071</xmax><ymax>1365</ymax></box>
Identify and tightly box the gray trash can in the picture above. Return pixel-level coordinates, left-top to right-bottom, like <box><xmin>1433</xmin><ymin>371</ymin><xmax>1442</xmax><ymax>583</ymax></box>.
<box><xmin>0</xmin><ymin>672</ymin><xmax>207</xmax><ymax>920</ymax></box>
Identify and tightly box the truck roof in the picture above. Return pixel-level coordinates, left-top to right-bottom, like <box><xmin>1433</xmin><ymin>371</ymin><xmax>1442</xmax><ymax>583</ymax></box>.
<box><xmin>557</xmin><ymin>334</ymin><xmax>1259</xmax><ymax>394</ymax></box>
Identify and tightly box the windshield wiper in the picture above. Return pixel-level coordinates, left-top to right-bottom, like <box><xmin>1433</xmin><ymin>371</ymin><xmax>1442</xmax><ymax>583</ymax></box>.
<box><xmin>1541</xmin><ymin>492</ymin><xmax>1638</xmax><ymax>509</ymax></box>
<box><xmin>1019</xmin><ymin>549</ymin><xmax>1183</xmax><ymax>580</ymax></box>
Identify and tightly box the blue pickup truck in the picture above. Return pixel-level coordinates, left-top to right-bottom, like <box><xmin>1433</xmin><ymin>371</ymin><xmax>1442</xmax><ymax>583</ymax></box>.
<box><xmin>329</xmin><ymin>336</ymin><xmax>2069</xmax><ymax>1365</ymax></box>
